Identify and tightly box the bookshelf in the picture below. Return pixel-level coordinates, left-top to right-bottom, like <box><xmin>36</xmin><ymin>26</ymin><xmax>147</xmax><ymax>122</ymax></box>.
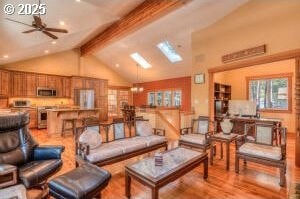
<box><xmin>214</xmin><ymin>83</ymin><xmax>231</xmax><ymax>116</ymax></box>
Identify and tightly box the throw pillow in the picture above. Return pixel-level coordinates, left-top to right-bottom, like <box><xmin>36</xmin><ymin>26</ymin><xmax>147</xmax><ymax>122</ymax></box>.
<box><xmin>79</xmin><ymin>129</ymin><xmax>102</xmax><ymax>149</ymax></box>
<box><xmin>136</xmin><ymin>121</ymin><xmax>153</xmax><ymax>136</ymax></box>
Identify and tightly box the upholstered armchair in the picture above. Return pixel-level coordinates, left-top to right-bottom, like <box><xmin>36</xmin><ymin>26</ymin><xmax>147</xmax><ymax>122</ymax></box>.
<box><xmin>0</xmin><ymin>112</ymin><xmax>64</xmax><ymax>195</ymax></box>
<box><xmin>235</xmin><ymin>123</ymin><xmax>287</xmax><ymax>186</ymax></box>
<box><xmin>179</xmin><ymin>116</ymin><xmax>216</xmax><ymax>154</ymax></box>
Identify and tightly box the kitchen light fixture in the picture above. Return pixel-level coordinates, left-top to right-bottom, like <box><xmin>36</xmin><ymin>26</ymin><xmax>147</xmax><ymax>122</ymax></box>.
<box><xmin>131</xmin><ymin>64</ymin><xmax>144</xmax><ymax>93</ymax></box>
<box><xmin>157</xmin><ymin>41</ymin><xmax>182</xmax><ymax>63</ymax></box>
<box><xmin>51</xmin><ymin>40</ymin><xmax>57</xmax><ymax>45</ymax></box>
<box><xmin>59</xmin><ymin>21</ymin><xmax>65</xmax><ymax>26</ymax></box>
<box><xmin>44</xmin><ymin>50</ymin><xmax>49</xmax><ymax>54</ymax></box>
<box><xmin>3</xmin><ymin>55</ymin><xmax>9</xmax><ymax>58</ymax></box>
<box><xmin>130</xmin><ymin>53</ymin><xmax>152</xmax><ymax>69</ymax></box>
<box><xmin>115</xmin><ymin>64</ymin><xmax>120</xmax><ymax>68</ymax></box>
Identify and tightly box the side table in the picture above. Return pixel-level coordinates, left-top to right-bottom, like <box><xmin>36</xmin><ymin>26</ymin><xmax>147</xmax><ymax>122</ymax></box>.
<box><xmin>210</xmin><ymin>133</ymin><xmax>238</xmax><ymax>170</ymax></box>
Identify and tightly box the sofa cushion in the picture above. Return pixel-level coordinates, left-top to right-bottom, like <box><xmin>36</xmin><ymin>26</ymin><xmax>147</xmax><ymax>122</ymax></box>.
<box><xmin>180</xmin><ymin>134</ymin><xmax>207</xmax><ymax>145</ymax></box>
<box><xmin>86</xmin><ymin>142</ymin><xmax>123</xmax><ymax>163</ymax></box>
<box><xmin>136</xmin><ymin>121</ymin><xmax>153</xmax><ymax>137</ymax></box>
<box><xmin>79</xmin><ymin>129</ymin><xmax>102</xmax><ymax>150</ymax></box>
<box><xmin>113</xmin><ymin>123</ymin><xmax>125</xmax><ymax>139</ymax></box>
<box><xmin>144</xmin><ymin>135</ymin><xmax>166</xmax><ymax>147</ymax></box>
<box><xmin>115</xmin><ymin>138</ymin><xmax>147</xmax><ymax>154</ymax></box>
<box><xmin>239</xmin><ymin>142</ymin><xmax>282</xmax><ymax>160</ymax></box>
<box><xmin>19</xmin><ymin>159</ymin><xmax>63</xmax><ymax>188</ymax></box>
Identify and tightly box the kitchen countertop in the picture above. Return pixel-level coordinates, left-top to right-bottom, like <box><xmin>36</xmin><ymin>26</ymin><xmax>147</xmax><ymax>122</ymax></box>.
<box><xmin>47</xmin><ymin>108</ymin><xmax>102</xmax><ymax>112</ymax></box>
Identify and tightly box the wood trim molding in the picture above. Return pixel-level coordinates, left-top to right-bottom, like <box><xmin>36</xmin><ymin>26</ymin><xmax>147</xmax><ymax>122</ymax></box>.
<box><xmin>208</xmin><ymin>48</ymin><xmax>300</xmax><ymax>73</ymax></box>
<box><xmin>80</xmin><ymin>0</ymin><xmax>189</xmax><ymax>56</ymax></box>
<box><xmin>108</xmin><ymin>85</ymin><xmax>131</xmax><ymax>90</ymax></box>
<box><xmin>245</xmin><ymin>73</ymin><xmax>293</xmax><ymax>113</ymax></box>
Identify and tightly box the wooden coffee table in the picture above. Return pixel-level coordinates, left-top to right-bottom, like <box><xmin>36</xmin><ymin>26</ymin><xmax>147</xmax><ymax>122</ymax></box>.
<box><xmin>125</xmin><ymin>147</ymin><xmax>208</xmax><ymax>199</ymax></box>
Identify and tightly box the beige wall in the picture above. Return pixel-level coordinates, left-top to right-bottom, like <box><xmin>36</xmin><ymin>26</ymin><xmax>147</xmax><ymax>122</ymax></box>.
<box><xmin>1</xmin><ymin>49</ymin><xmax>131</xmax><ymax>87</ymax></box>
<box><xmin>191</xmin><ymin>0</ymin><xmax>300</xmax><ymax>131</ymax></box>
<box><xmin>214</xmin><ymin>59</ymin><xmax>295</xmax><ymax>132</ymax></box>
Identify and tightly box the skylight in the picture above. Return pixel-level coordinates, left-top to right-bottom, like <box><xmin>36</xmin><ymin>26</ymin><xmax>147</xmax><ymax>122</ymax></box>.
<box><xmin>130</xmin><ymin>53</ymin><xmax>152</xmax><ymax>69</ymax></box>
<box><xmin>157</xmin><ymin>41</ymin><xmax>182</xmax><ymax>63</ymax></box>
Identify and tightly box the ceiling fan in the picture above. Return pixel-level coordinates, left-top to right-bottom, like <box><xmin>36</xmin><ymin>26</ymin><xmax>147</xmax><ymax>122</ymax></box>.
<box><xmin>5</xmin><ymin>1</ymin><xmax>68</xmax><ymax>40</ymax></box>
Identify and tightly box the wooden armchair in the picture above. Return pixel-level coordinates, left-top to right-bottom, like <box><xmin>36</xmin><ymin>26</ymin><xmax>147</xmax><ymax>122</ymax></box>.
<box><xmin>178</xmin><ymin>116</ymin><xmax>216</xmax><ymax>155</ymax></box>
<box><xmin>235</xmin><ymin>123</ymin><xmax>287</xmax><ymax>186</ymax></box>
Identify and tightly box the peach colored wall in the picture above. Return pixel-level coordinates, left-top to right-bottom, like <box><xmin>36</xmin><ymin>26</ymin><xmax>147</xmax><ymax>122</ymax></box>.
<box><xmin>214</xmin><ymin>59</ymin><xmax>295</xmax><ymax>132</ymax></box>
<box><xmin>191</xmin><ymin>0</ymin><xmax>300</xmax><ymax>133</ymax></box>
<box><xmin>1</xmin><ymin>49</ymin><xmax>131</xmax><ymax>87</ymax></box>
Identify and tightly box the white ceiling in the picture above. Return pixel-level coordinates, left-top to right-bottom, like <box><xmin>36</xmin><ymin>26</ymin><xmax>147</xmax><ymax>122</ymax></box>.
<box><xmin>0</xmin><ymin>0</ymin><xmax>248</xmax><ymax>83</ymax></box>
<box><xmin>95</xmin><ymin>0</ymin><xmax>248</xmax><ymax>83</ymax></box>
<box><xmin>0</xmin><ymin>0</ymin><xmax>143</xmax><ymax>64</ymax></box>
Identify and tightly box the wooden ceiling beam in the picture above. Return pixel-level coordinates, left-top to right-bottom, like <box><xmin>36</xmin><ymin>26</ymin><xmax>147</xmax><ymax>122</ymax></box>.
<box><xmin>80</xmin><ymin>0</ymin><xmax>189</xmax><ymax>56</ymax></box>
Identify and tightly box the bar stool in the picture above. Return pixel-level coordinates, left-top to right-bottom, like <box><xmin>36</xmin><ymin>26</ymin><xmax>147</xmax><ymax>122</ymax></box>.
<box><xmin>61</xmin><ymin>119</ymin><xmax>76</xmax><ymax>137</ymax></box>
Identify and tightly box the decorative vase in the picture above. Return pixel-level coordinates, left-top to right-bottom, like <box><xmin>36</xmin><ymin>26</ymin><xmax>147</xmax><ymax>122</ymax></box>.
<box><xmin>221</xmin><ymin>119</ymin><xmax>233</xmax><ymax>135</ymax></box>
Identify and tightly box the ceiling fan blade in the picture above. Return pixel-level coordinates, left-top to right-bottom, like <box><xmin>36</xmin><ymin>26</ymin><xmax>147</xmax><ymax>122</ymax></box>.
<box><xmin>44</xmin><ymin>28</ymin><xmax>68</xmax><ymax>33</ymax></box>
<box><xmin>5</xmin><ymin>18</ymin><xmax>34</xmax><ymax>28</ymax></box>
<box><xmin>22</xmin><ymin>29</ymin><xmax>38</xmax><ymax>33</ymax></box>
<box><xmin>33</xmin><ymin>15</ymin><xmax>42</xmax><ymax>27</ymax></box>
<box><xmin>42</xmin><ymin>31</ymin><xmax>58</xmax><ymax>39</ymax></box>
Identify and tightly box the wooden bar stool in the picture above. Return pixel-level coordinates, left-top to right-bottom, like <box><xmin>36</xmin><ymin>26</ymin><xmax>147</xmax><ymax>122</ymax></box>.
<box><xmin>62</xmin><ymin>119</ymin><xmax>76</xmax><ymax>137</ymax></box>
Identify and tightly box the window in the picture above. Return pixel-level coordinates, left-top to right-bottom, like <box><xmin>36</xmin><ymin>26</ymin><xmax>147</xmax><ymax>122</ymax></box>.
<box><xmin>148</xmin><ymin>92</ymin><xmax>155</xmax><ymax>106</ymax></box>
<box><xmin>247</xmin><ymin>74</ymin><xmax>291</xmax><ymax>112</ymax></box>
<box><xmin>173</xmin><ymin>90</ymin><xmax>182</xmax><ymax>107</ymax></box>
<box><xmin>147</xmin><ymin>90</ymin><xmax>182</xmax><ymax>107</ymax></box>
<box><xmin>157</xmin><ymin>41</ymin><xmax>182</xmax><ymax>63</ymax></box>
<box><xmin>156</xmin><ymin>91</ymin><xmax>163</xmax><ymax>106</ymax></box>
<box><xmin>164</xmin><ymin>91</ymin><xmax>172</xmax><ymax>106</ymax></box>
<box><xmin>130</xmin><ymin>52</ymin><xmax>152</xmax><ymax>69</ymax></box>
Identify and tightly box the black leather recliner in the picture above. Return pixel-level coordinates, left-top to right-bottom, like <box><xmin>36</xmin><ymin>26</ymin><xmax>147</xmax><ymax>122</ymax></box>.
<box><xmin>0</xmin><ymin>112</ymin><xmax>64</xmax><ymax>189</ymax></box>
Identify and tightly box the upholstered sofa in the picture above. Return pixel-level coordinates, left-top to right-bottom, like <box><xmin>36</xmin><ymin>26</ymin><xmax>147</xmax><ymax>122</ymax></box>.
<box><xmin>0</xmin><ymin>112</ymin><xmax>64</xmax><ymax>197</ymax></box>
<box><xmin>75</xmin><ymin>118</ymin><xmax>168</xmax><ymax>167</ymax></box>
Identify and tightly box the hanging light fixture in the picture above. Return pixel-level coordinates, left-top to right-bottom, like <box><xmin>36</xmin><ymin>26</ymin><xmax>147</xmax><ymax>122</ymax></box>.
<box><xmin>131</xmin><ymin>64</ymin><xmax>144</xmax><ymax>93</ymax></box>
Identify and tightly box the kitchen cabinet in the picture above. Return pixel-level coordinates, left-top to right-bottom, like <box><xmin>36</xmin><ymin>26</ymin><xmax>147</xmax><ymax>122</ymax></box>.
<box><xmin>37</xmin><ymin>74</ymin><xmax>47</xmax><ymax>88</ymax></box>
<box><xmin>25</xmin><ymin>73</ymin><xmax>37</xmax><ymax>97</ymax></box>
<box><xmin>63</xmin><ymin>78</ymin><xmax>71</xmax><ymax>98</ymax></box>
<box><xmin>72</xmin><ymin>77</ymin><xmax>85</xmax><ymax>89</ymax></box>
<box><xmin>47</xmin><ymin>75</ymin><xmax>59</xmax><ymax>89</ymax></box>
<box><xmin>11</xmin><ymin>72</ymin><xmax>26</xmax><ymax>97</ymax></box>
<box><xmin>0</xmin><ymin>70</ymin><xmax>10</xmax><ymax>96</ymax></box>
<box><xmin>28</xmin><ymin>109</ymin><xmax>37</xmax><ymax>128</ymax></box>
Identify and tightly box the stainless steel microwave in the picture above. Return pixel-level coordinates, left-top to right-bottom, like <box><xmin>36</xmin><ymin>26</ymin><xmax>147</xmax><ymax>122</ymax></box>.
<box><xmin>37</xmin><ymin>87</ymin><xmax>57</xmax><ymax>97</ymax></box>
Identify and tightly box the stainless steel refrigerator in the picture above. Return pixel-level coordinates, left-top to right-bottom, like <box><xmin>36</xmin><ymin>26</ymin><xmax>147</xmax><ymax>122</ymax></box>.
<box><xmin>74</xmin><ymin>89</ymin><xmax>95</xmax><ymax>109</ymax></box>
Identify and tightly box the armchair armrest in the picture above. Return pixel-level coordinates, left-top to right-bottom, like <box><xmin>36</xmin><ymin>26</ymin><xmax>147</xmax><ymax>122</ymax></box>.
<box><xmin>235</xmin><ymin>134</ymin><xmax>246</xmax><ymax>151</ymax></box>
<box><xmin>180</xmin><ymin>127</ymin><xmax>191</xmax><ymax>135</ymax></box>
<box><xmin>75</xmin><ymin>142</ymin><xmax>90</xmax><ymax>160</ymax></box>
<box><xmin>33</xmin><ymin>145</ymin><xmax>65</xmax><ymax>161</ymax></box>
<box><xmin>153</xmin><ymin>128</ymin><xmax>165</xmax><ymax>136</ymax></box>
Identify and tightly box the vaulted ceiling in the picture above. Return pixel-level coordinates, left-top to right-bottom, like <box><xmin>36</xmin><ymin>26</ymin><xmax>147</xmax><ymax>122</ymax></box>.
<box><xmin>0</xmin><ymin>0</ymin><xmax>248</xmax><ymax>82</ymax></box>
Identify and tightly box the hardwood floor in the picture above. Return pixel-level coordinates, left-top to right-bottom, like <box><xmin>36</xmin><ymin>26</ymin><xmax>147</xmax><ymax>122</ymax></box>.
<box><xmin>31</xmin><ymin>129</ymin><xmax>300</xmax><ymax>199</ymax></box>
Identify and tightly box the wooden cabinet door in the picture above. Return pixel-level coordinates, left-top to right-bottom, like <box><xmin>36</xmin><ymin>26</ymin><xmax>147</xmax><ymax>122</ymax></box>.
<box><xmin>93</xmin><ymin>80</ymin><xmax>100</xmax><ymax>99</ymax></box>
<box><xmin>96</xmin><ymin>96</ymin><xmax>108</xmax><ymax>121</ymax></box>
<box><xmin>72</xmin><ymin>77</ymin><xmax>85</xmax><ymax>89</ymax></box>
<box><xmin>25</xmin><ymin>73</ymin><xmax>37</xmax><ymax>97</ymax></box>
<box><xmin>46</xmin><ymin>75</ymin><xmax>57</xmax><ymax>89</ymax></box>
<box><xmin>55</xmin><ymin>76</ymin><xmax>63</xmax><ymax>97</ymax></box>
<box><xmin>63</xmin><ymin>77</ymin><xmax>71</xmax><ymax>98</ymax></box>
<box><xmin>0</xmin><ymin>70</ymin><xmax>10</xmax><ymax>96</ymax></box>
<box><xmin>37</xmin><ymin>74</ymin><xmax>47</xmax><ymax>88</ymax></box>
<box><xmin>99</xmin><ymin>80</ymin><xmax>108</xmax><ymax>96</ymax></box>
<box><xmin>85</xmin><ymin>79</ymin><xmax>94</xmax><ymax>89</ymax></box>
<box><xmin>28</xmin><ymin>109</ymin><xmax>37</xmax><ymax>128</ymax></box>
<box><xmin>11</xmin><ymin>72</ymin><xmax>25</xmax><ymax>97</ymax></box>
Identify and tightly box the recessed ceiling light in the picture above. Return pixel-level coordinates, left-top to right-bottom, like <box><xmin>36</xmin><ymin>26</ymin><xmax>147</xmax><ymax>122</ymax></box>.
<box><xmin>51</xmin><ymin>41</ymin><xmax>56</xmax><ymax>45</ymax></box>
<box><xmin>115</xmin><ymin>64</ymin><xmax>120</xmax><ymax>68</ymax></box>
<box><xmin>130</xmin><ymin>53</ymin><xmax>152</xmax><ymax>69</ymax></box>
<box><xmin>59</xmin><ymin>21</ymin><xmax>65</xmax><ymax>26</ymax></box>
<box><xmin>75</xmin><ymin>0</ymin><xmax>81</xmax><ymax>2</ymax></box>
<box><xmin>3</xmin><ymin>55</ymin><xmax>9</xmax><ymax>59</ymax></box>
<box><xmin>44</xmin><ymin>50</ymin><xmax>49</xmax><ymax>54</ymax></box>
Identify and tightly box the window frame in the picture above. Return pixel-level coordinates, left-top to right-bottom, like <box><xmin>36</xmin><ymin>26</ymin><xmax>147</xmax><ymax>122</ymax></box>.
<box><xmin>246</xmin><ymin>73</ymin><xmax>292</xmax><ymax>113</ymax></box>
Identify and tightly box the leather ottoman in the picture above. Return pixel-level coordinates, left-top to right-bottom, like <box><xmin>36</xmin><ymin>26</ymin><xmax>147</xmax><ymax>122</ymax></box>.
<box><xmin>48</xmin><ymin>163</ymin><xmax>111</xmax><ymax>199</ymax></box>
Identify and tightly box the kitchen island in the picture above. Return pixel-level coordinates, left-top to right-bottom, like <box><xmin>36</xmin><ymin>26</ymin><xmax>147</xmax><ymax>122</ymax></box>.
<box><xmin>47</xmin><ymin>108</ymin><xmax>102</xmax><ymax>136</ymax></box>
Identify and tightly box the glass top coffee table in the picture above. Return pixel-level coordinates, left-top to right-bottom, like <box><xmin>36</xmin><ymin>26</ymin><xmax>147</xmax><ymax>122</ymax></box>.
<box><xmin>125</xmin><ymin>147</ymin><xmax>208</xmax><ymax>199</ymax></box>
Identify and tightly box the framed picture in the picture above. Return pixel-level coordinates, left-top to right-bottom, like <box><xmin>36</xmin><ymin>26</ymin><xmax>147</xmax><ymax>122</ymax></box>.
<box><xmin>194</xmin><ymin>73</ymin><xmax>205</xmax><ymax>84</ymax></box>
